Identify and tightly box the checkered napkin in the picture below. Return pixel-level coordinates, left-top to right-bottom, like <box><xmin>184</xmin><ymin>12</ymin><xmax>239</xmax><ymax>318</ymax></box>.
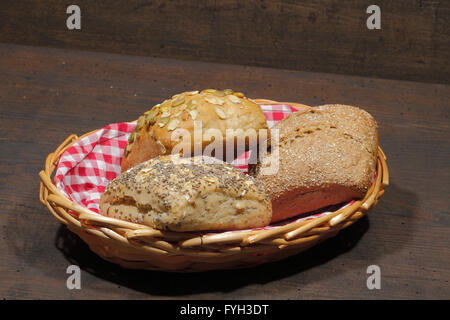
<box><xmin>54</xmin><ymin>104</ymin><xmax>342</xmax><ymax>226</ymax></box>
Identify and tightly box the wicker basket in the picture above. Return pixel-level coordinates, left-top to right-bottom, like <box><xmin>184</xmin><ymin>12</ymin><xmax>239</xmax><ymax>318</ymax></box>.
<box><xmin>39</xmin><ymin>99</ymin><xmax>389</xmax><ymax>272</ymax></box>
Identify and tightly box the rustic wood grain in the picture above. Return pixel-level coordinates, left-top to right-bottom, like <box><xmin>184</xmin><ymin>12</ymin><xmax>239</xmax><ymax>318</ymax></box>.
<box><xmin>0</xmin><ymin>0</ymin><xmax>448</xmax><ymax>84</ymax></box>
<box><xmin>0</xmin><ymin>43</ymin><xmax>449</xmax><ymax>299</ymax></box>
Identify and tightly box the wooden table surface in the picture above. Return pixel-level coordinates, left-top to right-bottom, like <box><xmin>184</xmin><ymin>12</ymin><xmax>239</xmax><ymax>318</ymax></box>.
<box><xmin>0</xmin><ymin>43</ymin><xmax>448</xmax><ymax>300</ymax></box>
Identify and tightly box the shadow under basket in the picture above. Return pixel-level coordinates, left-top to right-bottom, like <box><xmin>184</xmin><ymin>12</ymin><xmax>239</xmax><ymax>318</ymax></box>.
<box><xmin>39</xmin><ymin>99</ymin><xmax>389</xmax><ymax>272</ymax></box>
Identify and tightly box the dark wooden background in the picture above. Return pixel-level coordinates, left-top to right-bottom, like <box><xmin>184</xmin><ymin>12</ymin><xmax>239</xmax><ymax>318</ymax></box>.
<box><xmin>0</xmin><ymin>0</ymin><xmax>449</xmax><ymax>300</ymax></box>
<box><xmin>0</xmin><ymin>0</ymin><xmax>449</xmax><ymax>83</ymax></box>
<box><xmin>0</xmin><ymin>43</ymin><xmax>449</xmax><ymax>299</ymax></box>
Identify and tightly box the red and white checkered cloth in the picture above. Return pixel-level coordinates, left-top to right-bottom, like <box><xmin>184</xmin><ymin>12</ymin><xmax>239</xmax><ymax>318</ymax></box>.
<box><xmin>54</xmin><ymin>104</ymin><xmax>351</xmax><ymax>228</ymax></box>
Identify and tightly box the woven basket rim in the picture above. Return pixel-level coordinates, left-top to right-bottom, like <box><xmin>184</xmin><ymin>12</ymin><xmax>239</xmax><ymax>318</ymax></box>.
<box><xmin>38</xmin><ymin>99</ymin><xmax>389</xmax><ymax>272</ymax></box>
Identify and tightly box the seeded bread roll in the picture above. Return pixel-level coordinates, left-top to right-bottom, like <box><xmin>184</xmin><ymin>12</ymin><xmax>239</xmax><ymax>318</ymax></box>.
<box><xmin>101</xmin><ymin>154</ymin><xmax>271</xmax><ymax>232</ymax></box>
<box><xmin>121</xmin><ymin>89</ymin><xmax>268</xmax><ymax>172</ymax></box>
<box><xmin>253</xmin><ymin>104</ymin><xmax>378</xmax><ymax>223</ymax></box>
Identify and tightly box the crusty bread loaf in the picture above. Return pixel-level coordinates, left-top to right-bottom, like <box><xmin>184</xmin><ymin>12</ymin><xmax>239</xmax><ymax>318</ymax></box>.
<box><xmin>121</xmin><ymin>89</ymin><xmax>268</xmax><ymax>172</ymax></box>
<box><xmin>253</xmin><ymin>104</ymin><xmax>378</xmax><ymax>223</ymax></box>
<box><xmin>101</xmin><ymin>154</ymin><xmax>271</xmax><ymax>232</ymax></box>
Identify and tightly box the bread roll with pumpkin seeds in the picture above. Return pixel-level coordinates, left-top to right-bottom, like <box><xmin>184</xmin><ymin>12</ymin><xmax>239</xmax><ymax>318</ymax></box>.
<box><xmin>121</xmin><ymin>89</ymin><xmax>268</xmax><ymax>172</ymax></box>
<box><xmin>102</xmin><ymin>154</ymin><xmax>272</xmax><ymax>232</ymax></box>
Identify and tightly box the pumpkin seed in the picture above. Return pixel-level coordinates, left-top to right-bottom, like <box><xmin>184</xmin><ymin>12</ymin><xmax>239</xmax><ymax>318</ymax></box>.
<box><xmin>157</xmin><ymin>140</ymin><xmax>166</xmax><ymax>154</ymax></box>
<box><xmin>124</xmin><ymin>144</ymin><xmax>131</xmax><ymax>156</ymax></box>
<box><xmin>203</xmin><ymin>89</ymin><xmax>217</xmax><ymax>94</ymax></box>
<box><xmin>228</xmin><ymin>95</ymin><xmax>242</xmax><ymax>104</ymax></box>
<box><xmin>160</xmin><ymin>111</ymin><xmax>171</xmax><ymax>118</ymax></box>
<box><xmin>213</xmin><ymin>90</ymin><xmax>226</xmax><ymax>97</ymax></box>
<box><xmin>128</xmin><ymin>132</ymin><xmax>135</xmax><ymax>143</ymax></box>
<box><xmin>205</xmin><ymin>96</ymin><xmax>225</xmax><ymax>105</ymax></box>
<box><xmin>136</xmin><ymin>116</ymin><xmax>145</xmax><ymax>130</ymax></box>
<box><xmin>233</xmin><ymin>92</ymin><xmax>244</xmax><ymax>98</ymax></box>
<box><xmin>189</xmin><ymin>109</ymin><xmax>198</xmax><ymax>120</ymax></box>
<box><xmin>223</xmin><ymin>89</ymin><xmax>234</xmax><ymax>95</ymax></box>
<box><xmin>144</xmin><ymin>108</ymin><xmax>159</xmax><ymax>125</ymax></box>
<box><xmin>214</xmin><ymin>107</ymin><xmax>228</xmax><ymax>119</ymax></box>
<box><xmin>172</xmin><ymin>110</ymin><xmax>183</xmax><ymax>117</ymax></box>
<box><xmin>167</xmin><ymin>118</ymin><xmax>180</xmax><ymax>131</ymax></box>
<box><xmin>172</xmin><ymin>96</ymin><xmax>185</xmax><ymax>107</ymax></box>
<box><xmin>145</xmin><ymin>104</ymin><xmax>160</xmax><ymax>116</ymax></box>
<box><xmin>186</xmin><ymin>90</ymin><xmax>199</xmax><ymax>95</ymax></box>
<box><xmin>158</xmin><ymin>116</ymin><xmax>170</xmax><ymax>127</ymax></box>
<box><xmin>187</xmin><ymin>100</ymin><xmax>197</xmax><ymax>110</ymax></box>
<box><xmin>160</xmin><ymin>101</ymin><xmax>170</xmax><ymax>112</ymax></box>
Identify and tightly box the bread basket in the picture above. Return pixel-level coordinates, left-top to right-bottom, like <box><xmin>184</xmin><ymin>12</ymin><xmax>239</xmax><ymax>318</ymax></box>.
<box><xmin>39</xmin><ymin>99</ymin><xmax>389</xmax><ymax>272</ymax></box>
